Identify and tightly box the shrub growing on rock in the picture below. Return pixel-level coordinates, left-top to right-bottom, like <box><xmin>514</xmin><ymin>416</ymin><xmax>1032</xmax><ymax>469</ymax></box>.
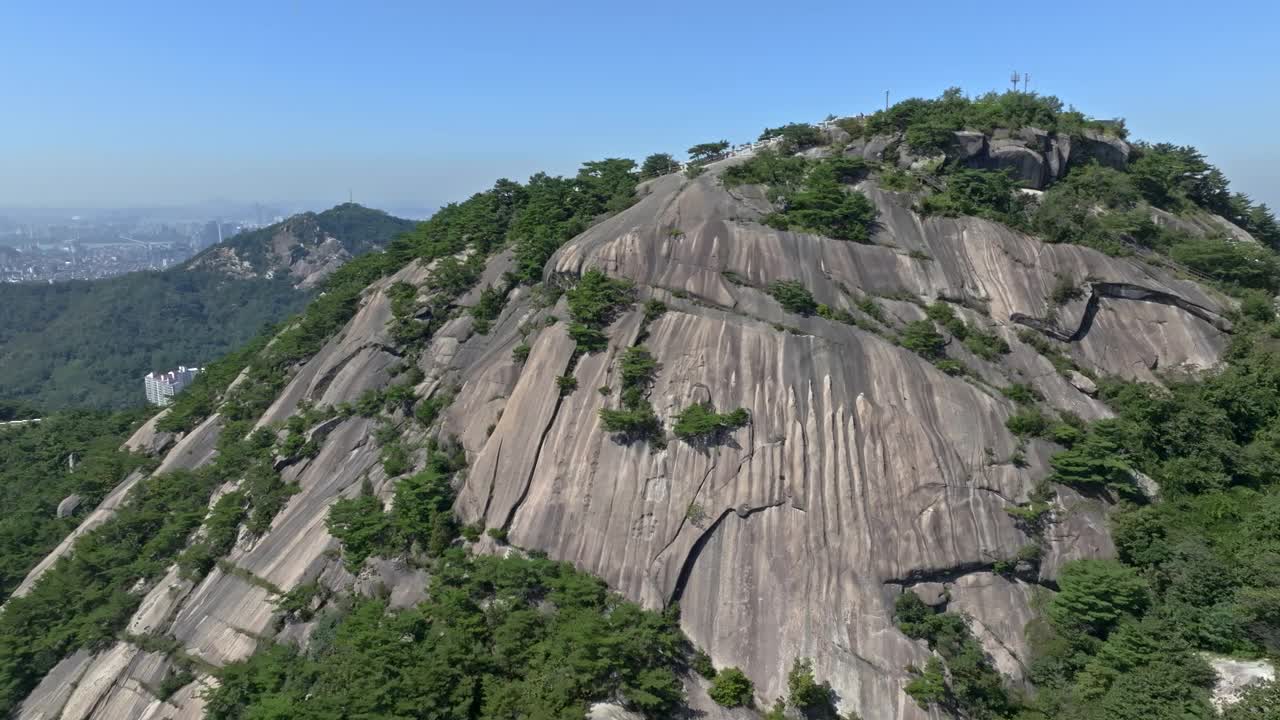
<box><xmin>759</xmin><ymin>123</ymin><xmax>823</xmax><ymax>151</ymax></box>
<box><xmin>566</xmin><ymin>269</ymin><xmax>633</xmax><ymax>353</ymax></box>
<box><xmin>769</xmin><ymin>280</ymin><xmax>818</xmax><ymax>316</ymax></box>
<box><xmin>786</xmin><ymin>658</ymin><xmax>837</xmax><ymax>716</ymax></box>
<box><xmin>900</xmin><ymin>320</ymin><xmax>947</xmax><ymax>361</ymax></box>
<box><xmin>688</xmin><ymin>141</ymin><xmax>730</xmax><ymax>163</ymax></box>
<box><xmin>708</xmin><ymin>666</ymin><xmax>754</xmax><ymax>707</ymax></box>
<box><xmin>640</xmin><ymin>153</ymin><xmax>680</xmax><ymax>179</ymax></box>
<box><xmin>672</xmin><ymin>403</ymin><xmax>750</xmax><ymax>444</ymax></box>
<box><xmin>599</xmin><ymin>346</ymin><xmax>665</xmax><ymax>446</ymax></box>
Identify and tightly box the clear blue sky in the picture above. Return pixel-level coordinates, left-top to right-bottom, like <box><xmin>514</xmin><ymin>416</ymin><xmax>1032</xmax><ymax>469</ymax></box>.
<box><xmin>3</xmin><ymin>0</ymin><xmax>1277</xmax><ymax>211</ymax></box>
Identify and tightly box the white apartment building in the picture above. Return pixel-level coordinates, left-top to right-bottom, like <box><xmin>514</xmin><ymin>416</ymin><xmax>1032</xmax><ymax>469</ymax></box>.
<box><xmin>144</xmin><ymin>366</ymin><xmax>201</xmax><ymax>407</ymax></box>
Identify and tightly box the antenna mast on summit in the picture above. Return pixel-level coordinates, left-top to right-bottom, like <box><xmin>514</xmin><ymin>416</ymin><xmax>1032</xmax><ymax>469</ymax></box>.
<box><xmin>1009</xmin><ymin>71</ymin><xmax>1021</xmax><ymax>92</ymax></box>
<box><xmin>1023</xmin><ymin>73</ymin><xmax>1031</xmax><ymax>92</ymax></box>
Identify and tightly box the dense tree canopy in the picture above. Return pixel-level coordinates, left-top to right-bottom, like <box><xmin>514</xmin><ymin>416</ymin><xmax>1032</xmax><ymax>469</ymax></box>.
<box><xmin>0</xmin><ymin>272</ymin><xmax>308</xmax><ymax>409</ymax></box>
<box><xmin>207</xmin><ymin>553</ymin><xmax>692</xmax><ymax>720</ymax></box>
<box><xmin>0</xmin><ymin>408</ymin><xmax>149</xmax><ymax>599</ymax></box>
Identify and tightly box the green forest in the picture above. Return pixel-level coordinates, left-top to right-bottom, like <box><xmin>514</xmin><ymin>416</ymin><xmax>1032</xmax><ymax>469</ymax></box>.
<box><xmin>0</xmin><ymin>271</ymin><xmax>308</xmax><ymax>409</ymax></box>
<box><xmin>0</xmin><ymin>409</ymin><xmax>150</xmax><ymax>600</ymax></box>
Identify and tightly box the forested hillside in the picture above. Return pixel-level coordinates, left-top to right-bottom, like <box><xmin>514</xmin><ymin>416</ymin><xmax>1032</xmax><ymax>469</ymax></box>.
<box><xmin>0</xmin><ymin>272</ymin><xmax>307</xmax><ymax>409</ymax></box>
<box><xmin>0</xmin><ymin>204</ymin><xmax>413</xmax><ymax>410</ymax></box>
<box><xmin>0</xmin><ymin>408</ymin><xmax>149</xmax><ymax>600</ymax></box>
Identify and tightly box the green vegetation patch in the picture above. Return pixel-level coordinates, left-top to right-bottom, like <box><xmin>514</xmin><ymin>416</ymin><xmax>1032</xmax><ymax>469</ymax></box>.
<box><xmin>0</xmin><ymin>423</ymin><xmax>282</xmax><ymax>714</ymax></box>
<box><xmin>599</xmin><ymin>347</ymin><xmax>664</xmax><ymax>446</ymax></box>
<box><xmin>206</xmin><ymin>552</ymin><xmax>694</xmax><ymax>720</ymax></box>
<box><xmin>566</xmin><ymin>269</ymin><xmax>633</xmax><ymax>354</ymax></box>
<box><xmin>672</xmin><ymin>403</ymin><xmax>750</xmax><ymax>445</ymax></box>
<box><xmin>895</xmin><ymin>593</ymin><xmax>1018</xmax><ymax>718</ymax></box>
<box><xmin>0</xmin><ymin>408</ymin><xmax>152</xmax><ymax>599</ymax></box>
<box><xmin>768</xmin><ymin>280</ymin><xmax>818</xmax><ymax>316</ymax></box>
<box><xmin>725</xmin><ymin>152</ymin><xmax>876</xmax><ymax>242</ymax></box>
<box><xmin>326</xmin><ymin>443</ymin><xmax>464</xmax><ymax>572</ymax></box>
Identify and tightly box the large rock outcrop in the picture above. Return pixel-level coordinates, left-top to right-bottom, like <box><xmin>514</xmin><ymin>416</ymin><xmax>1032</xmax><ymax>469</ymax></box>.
<box><xmin>18</xmin><ymin>154</ymin><xmax>1234</xmax><ymax>719</ymax></box>
<box><xmin>846</xmin><ymin>127</ymin><xmax>1131</xmax><ymax>189</ymax></box>
<box><xmin>442</xmin><ymin>162</ymin><xmax>1229</xmax><ymax>715</ymax></box>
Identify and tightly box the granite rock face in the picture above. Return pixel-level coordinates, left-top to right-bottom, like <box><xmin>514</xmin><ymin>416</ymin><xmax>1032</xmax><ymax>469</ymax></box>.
<box><xmin>19</xmin><ymin>152</ymin><xmax>1234</xmax><ymax>719</ymax></box>
<box><xmin>448</xmin><ymin>161</ymin><xmax>1228</xmax><ymax>716</ymax></box>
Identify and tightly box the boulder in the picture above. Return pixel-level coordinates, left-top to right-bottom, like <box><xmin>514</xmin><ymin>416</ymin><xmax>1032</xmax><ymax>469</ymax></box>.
<box><xmin>909</xmin><ymin>582</ymin><xmax>949</xmax><ymax>606</ymax></box>
<box><xmin>56</xmin><ymin>494</ymin><xmax>82</xmax><ymax>518</ymax></box>
<box><xmin>122</xmin><ymin>410</ymin><xmax>175</xmax><ymax>455</ymax></box>
<box><xmin>819</xmin><ymin>125</ymin><xmax>852</xmax><ymax>146</ymax></box>
<box><xmin>1016</xmin><ymin>127</ymin><xmax>1051</xmax><ymax>152</ymax></box>
<box><xmin>587</xmin><ymin>704</ymin><xmax>644</xmax><ymax>720</ymax></box>
<box><xmin>1132</xmin><ymin>470</ymin><xmax>1161</xmax><ymax>501</ymax></box>
<box><xmin>841</xmin><ymin>137</ymin><xmax>868</xmax><ymax>159</ymax></box>
<box><xmin>860</xmin><ymin>133</ymin><xmax>898</xmax><ymax>162</ymax></box>
<box><xmin>1071</xmin><ymin>129</ymin><xmax>1130</xmax><ymax>170</ymax></box>
<box><xmin>988</xmin><ymin>139</ymin><xmax>1047</xmax><ymax>188</ymax></box>
<box><xmin>1067</xmin><ymin>370</ymin><xmax>1097</xmax><ymax>396</ymax></box>
<box><xmin>951</xmin><ymin>130</ymin><xmax>987</xmax><ymax>161</ymax></box>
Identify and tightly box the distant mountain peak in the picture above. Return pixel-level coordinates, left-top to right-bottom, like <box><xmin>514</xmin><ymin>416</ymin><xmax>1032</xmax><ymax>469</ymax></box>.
<box><xmin>185</xmin><ymin>203</ymin><xmax>415</xmax><ymax>288</ymax></box>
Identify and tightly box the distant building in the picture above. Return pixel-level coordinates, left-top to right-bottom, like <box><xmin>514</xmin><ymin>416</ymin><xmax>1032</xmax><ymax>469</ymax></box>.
<box><xmin>144</xmin><ymin>366</ymin><xmax>201</xmax><ymax>406</ymax></box>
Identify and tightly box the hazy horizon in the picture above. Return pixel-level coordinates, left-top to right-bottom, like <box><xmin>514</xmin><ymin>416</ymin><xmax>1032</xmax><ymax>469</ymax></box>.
<box><xmin>4</xmin><ymin>1</ymin><xmax>1277</xmax><ymax>211</ymax></box>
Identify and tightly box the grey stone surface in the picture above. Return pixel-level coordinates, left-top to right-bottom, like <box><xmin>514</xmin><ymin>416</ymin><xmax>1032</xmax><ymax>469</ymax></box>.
<box><xmin>859</xmin><ymin>133</ymin><xmax>898</xmax><ymax>162</ymax></box>
<box><xmin>1074</xmin><ymin>129</ymin><xmax>1130</xmax><ymax>169</ymax></box>
<box><xmin>55</xmin><ymin>494</ymin><xmax>82</xmax><ymax>518</ymax></box>
<box><xmin>946</xmin><ymin>573</ymin><xmax>1039</xmax><ymax>684</ymax></box>
<box><xmin>16</xmin><ymin>649</ymin><xmax>94</xmax><ymax>720</ymax></box>
<box><xmin>1150</xmin><ymin>206</ymin><xmax>1258</xmax><ymax>244</ymax></box>
<box><xmin>910</xmin><ymin>582</ymin><xmax>949</xmax><ymax>607</ymax></box>
<box><xmin>951</xmin><ymin>131</ymin><xmax>987</xmax><ymax>160</ymax></box>
<box><xmin>153</xmin><ymin>413</ymin><xmax>223</xmax><ymax>475</ymax></box>
<box><xmin>121</xmin><ymin>411</ymin><xmax>174</xmax><ymax>455</ymax></box>
<box><xmin>472</xmin><ymin>160</ymin><xmax>1221</xmax><ymax>717</ymax></box>
<box><xmin>988</xmin><ymin>140</ymin><xmax>1046</xmax><ymax>187</ymax></box>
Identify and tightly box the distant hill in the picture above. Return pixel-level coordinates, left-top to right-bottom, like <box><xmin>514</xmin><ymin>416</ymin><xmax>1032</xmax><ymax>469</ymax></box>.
<box><xmin>0</xmin><ymin>204</ymin><xmax>415</xmax><ymax>409</ymax></box>
<box><xmin>185</xmin><ymin>203</ymin><xmax>416</xmax><ymax>287</ymax></box>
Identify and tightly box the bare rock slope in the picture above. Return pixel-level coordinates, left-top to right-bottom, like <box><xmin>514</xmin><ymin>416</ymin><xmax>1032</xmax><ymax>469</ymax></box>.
<box><xmin>452</xmin><ymin>162</ymin><xmax>1229</xmax><ymax>715</ymax></box>
<box><xmin>19</xmin><ymin>156</ymin><xmax>1234</xmax><ymax>719</ymax></box>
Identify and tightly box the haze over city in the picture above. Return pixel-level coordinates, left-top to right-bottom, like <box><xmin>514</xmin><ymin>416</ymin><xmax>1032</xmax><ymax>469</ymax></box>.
<box><xmin>3</xmin><ymin>0</ymin><xmax>1278</xmax><ymax>212</ymax></box>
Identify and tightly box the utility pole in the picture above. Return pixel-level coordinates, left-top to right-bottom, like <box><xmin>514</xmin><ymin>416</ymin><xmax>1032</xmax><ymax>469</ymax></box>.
<box><xmin>1010</xmin><ymin>71</ymin><xmax>1021</xmax><ymax>92</ymax></box>
<box><xmin>884</xmin><ymin>89</ymin><xmax>890</xmax><ymax>111</ymax></box>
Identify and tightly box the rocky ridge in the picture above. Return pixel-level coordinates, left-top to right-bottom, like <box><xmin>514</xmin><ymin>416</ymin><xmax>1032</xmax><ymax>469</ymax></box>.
<box><xmin>13</xmin><ymin>127</ymin><xmax>1248</xmax><ymax>720</ymax></box>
